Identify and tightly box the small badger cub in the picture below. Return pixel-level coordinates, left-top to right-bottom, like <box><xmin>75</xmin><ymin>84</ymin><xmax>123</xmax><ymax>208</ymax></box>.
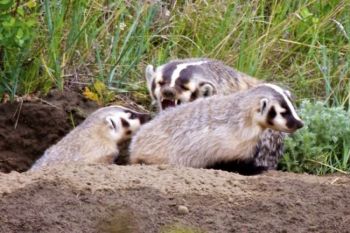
<box><xmin>129</xmin><ymin>84</ymin><xmax>303</xmax><ymax>171</ymax></box>
<box><xmin>30</xmin><ymin>106</ymin><xmax>150</xmax><ymax>171</ymax></box>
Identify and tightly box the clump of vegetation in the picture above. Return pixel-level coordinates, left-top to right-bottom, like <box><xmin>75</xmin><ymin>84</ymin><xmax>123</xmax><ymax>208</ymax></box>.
<box><xmin>1</xmin><ymin>0</ymin><xmax>349</xmax><ymax>103</ymax></box>
<box><xmin>0</xmin><ymin>0</ymin><xmax>38</xmax><ymax>101</ymax></box>
<box><xmin>281</xmin><ymin>100</ymin><xmax>350</xmax><ymax>175</ymax></box>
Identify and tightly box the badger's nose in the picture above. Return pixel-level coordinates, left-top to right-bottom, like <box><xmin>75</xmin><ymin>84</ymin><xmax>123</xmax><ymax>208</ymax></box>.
<box><xmin>162</xmin><ymin>88</ymin><xmax>175</xmax><ymax>99</ymax></box>
<box><xmin>296</xmin><ymin>120</ymin><xmax>304</xmax><ymax>129</ymax></box>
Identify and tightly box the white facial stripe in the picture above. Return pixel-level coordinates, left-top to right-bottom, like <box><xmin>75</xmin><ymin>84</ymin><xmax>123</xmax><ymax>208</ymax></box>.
<box><xmin>187</xmin><ymin>81</ymin><xmax>197</xmax><ymax>92</ymax></box>
<box><xmin>179</xmin><ymin>91</ymin><xmax>192</xmax><ymax>102</ymax></box>
<box><xmin>155</xmin><ymin>64</ymin><xmax>166</xmax><ymax>83</ymax></box>
<box><xmin>170</xmin><ymin>61</ymin><xmax>209</xmax><ymax>87</ymax></box>
<box><xmin>274</xmin><ymin>115</ymin><xmax>287</xmax><ymax>129</ymax></box>
<box><xmin>128</xmin><ymin>119</ymin><xmax>142</xmax><ymax>132</ymax></box>
<box><xmin>263</xmin><ymin>84</ymin><xmax>301</xmax><ymax>121</ymax></box>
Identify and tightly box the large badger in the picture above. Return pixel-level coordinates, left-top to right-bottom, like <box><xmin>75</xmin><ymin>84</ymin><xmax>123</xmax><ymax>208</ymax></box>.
<box><xmin>130</xmin><ymin>84</ymin><xmax>303</xmax><ymax>173</ymax></box>
<box><xmin>144</xmin><ymin>58</ymin><xmax>288</xmax><ymax>172</ymax></box>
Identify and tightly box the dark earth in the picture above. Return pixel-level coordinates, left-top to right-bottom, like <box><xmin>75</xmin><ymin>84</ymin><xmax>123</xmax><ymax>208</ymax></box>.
<box><xmin>0</xmin><ymin>90</ymin><xmax>349</xmax><ymax>233</ymax></box>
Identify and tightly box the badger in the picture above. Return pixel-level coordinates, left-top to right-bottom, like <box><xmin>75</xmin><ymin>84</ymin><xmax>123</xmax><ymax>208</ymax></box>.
<box><xmin>129</xmin><ymin>84</ymin><xmax>303</xmax><ymax>172</ymax></box>
<box><xmin>30</xmin><ymin>106</ymin><xmax>150</xmax><ymax>171</ymax></box>
<box><xmin>145</xmin><ymin>58</ymin><xmax>287</xmax><ymax>171</ymax></box>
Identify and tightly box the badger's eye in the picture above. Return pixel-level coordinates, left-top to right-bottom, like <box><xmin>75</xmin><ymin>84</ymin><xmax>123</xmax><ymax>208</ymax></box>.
<box><xmin>129</xmin><ymin>112</ymin><xmax>137</xmax><ymax>119</ymax></box>
<box><xmin>281</xmin><ymin>111</ymin><xmax>289</xmax><ymax>118</ymax></box>
<box><xmin>180</xmin><ymin>84</ymin><xmax>190</xmax><ymax>91</ymax></box>
<box><xmin>158</xmin><ymin>80</ymin><xmax>165</xmax><ymax>86</ymax></box>
<box><xmin>203</xmin><ymin>90</ymin><xmax>210</xmax><ymax>97</ymax></box>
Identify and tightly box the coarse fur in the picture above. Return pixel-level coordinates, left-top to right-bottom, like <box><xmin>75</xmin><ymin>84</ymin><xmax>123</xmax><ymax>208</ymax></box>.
<box><xmin>129</xmin><ymin>84</ymin><xmax>303</xmax><ymax>168</ymax></box>
<box><xmin>145</xmin><ymin>58</ymin><xmax>286</xmax><ymax>171</ymax></box>
<box><xmin>30</xmin><ymin>106</ymin><xmax>150</xmax><ymax>171</ymax></box>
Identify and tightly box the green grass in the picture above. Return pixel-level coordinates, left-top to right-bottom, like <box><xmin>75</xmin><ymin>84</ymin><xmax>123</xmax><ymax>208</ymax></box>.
<box><xmin>1</xmin><ymin>0</ymin><xmax>350</xmax><ymax>174</ymax></box>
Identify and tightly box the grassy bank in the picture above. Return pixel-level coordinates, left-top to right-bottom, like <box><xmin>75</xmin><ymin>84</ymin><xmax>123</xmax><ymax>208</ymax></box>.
<box><xmin>1</xmin><ymin>0</ymin><xmax>349</xmax><ymax>174</ymax></box>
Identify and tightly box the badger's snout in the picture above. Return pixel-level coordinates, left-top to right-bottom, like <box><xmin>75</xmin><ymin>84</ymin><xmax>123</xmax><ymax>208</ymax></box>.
<box><xmin>295</xmin><ymin>120</ymin><xmax>304</xmax><ymax>129</ymax></box>
<box><xmin>286</xmin><ymin>118</ymin><xmax>304</xmax><ymax>132</ymax></box>
<box><xmin>138</xmin><ymin>113</ymin><xmax>152</xmax><ymax>124</ymax></box>
<box><xmin>162</xmin><ymin>88</ymin><xmax>176</xmax><ymax>99</ymax></box>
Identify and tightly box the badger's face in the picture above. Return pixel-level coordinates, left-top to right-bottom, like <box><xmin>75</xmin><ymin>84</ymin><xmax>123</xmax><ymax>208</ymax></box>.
<box><xmin>255</xmin><ymin>84</ymin><xmax>304</xmax><ymax>133</ymax></box>
<box><xmin>102</xmin><ymin>108</ymin><xmax>151</xmax><ymax>143</ymax></box>
<box><xmin>146</xmin><ymin>61</ymin><xmax>216</xmax><ymax>111</ymax></box>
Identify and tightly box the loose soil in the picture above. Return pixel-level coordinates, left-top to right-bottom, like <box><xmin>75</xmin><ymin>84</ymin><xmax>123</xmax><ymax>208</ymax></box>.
<box><xmin>0</xmin><ymin>89</ymin><xmax>99</xmax><ymax>173</ymax></box>
<box><xmin>0</xmin><ymin>91</ymin><xmax>349</xmax><ymax>233</ymax></box>
<box><xmin>0</xmin><ymin>165</ymin><xmax>349</xmax><ymax>233</ymax></box>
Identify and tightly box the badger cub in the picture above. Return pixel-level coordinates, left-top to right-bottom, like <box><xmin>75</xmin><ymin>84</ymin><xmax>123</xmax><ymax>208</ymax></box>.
<box><xmin>129</xmin><ymin>84</ymin><xmax>303</xmax><ymax>170</ymax></box>
<box><xmin>30</xmin><ymin>106</ymin><xmax>150</xmax><ymax>171</ymax></box>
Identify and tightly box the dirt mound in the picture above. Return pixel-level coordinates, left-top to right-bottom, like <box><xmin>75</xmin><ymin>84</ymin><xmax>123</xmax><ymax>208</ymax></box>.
<box><xmin>0</xmin><ymin>90</ymin><xmax>98</xmax><ymax>173</ymax></box>
<box><xmin>0</xmin><ymin>164</ymin><xmax>349</xmax><ymax>233</ymax></box>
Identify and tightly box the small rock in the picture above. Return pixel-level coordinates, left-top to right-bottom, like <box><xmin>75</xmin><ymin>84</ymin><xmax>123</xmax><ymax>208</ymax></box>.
<box><xmin>132</xmin><ymin>179</ymin><xmax>141</xmax><ymax>184</ymax></box>
<box><xmin>157</xmin><ymin>164</ymin><xmax>167</xmax><ymax>170</ymax></box>
<box><xmin>177</xmin><ymin>205</ymin><xmax>189</xmax><ymax>214</ymax></box>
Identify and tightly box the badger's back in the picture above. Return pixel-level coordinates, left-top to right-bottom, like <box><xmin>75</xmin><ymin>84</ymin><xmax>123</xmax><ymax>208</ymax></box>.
<box><xmin>129</xmin><ymin>94</ymin><xmax>261</xmax><ymax>168</ymax></box>
<box><xmin>30</xmin><ymin>124</ymin><xmax>117</xmax><ymax>171</ymax></box>
<box><xmin>200</xmin><ymin>60</ymin><xmax>261</xmax><ymax>93</ymax></box>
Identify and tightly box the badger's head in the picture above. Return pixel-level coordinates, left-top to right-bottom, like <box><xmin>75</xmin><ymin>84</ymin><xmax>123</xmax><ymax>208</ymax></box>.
<box><xmin>87</xmin><ymin>106</ymin><xmax>151</xmax><ymax>144</ymax></box>
<box><xmin>145</xmin><ymin>60</ymin><xmax>216</xmax><ymax>111</ymax></box>
<box><xmin>253</xmin><ymin>84</ymin><xmax>304</xmax><ymax>133</ymax></box>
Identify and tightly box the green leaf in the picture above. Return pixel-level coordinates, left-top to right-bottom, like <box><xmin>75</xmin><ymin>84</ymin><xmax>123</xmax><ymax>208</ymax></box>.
<box><xmin>16</xmin><ymin>28</ymin><xmax>23</xmax><ymax>39</ymax></box>
<box><xmin>17</xmin><ymin>6</ymin><xmax>24</xmax><ymax>16</ymax></box>
<box><xmin>0</xmin><ymin>0</ymin><xmax>13</xmax><ymax>10</ymax></box>
<box><xmin>300</xmin><ymin>7</ymin><xmax>313</xmax><ymax>20</ymax></box>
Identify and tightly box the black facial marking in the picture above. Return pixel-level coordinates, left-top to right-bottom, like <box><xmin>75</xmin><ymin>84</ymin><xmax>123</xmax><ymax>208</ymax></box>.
<box><xmin>151</xmin><ymin>79</ymin><xmax>157</xmax><ymax>99</ymax></box>
<box><xmin>125</xmin><ymin>130</ymin><xmax>132</xmax><ymax>135</ymax></box>
<box><xmin>176</xmin><ymin>65</ymin><xmax>204</xmax><ymax>90</ymax></box>
<box><xmin>178</xmin><ymin>65</ymin><xmax>199</xmax><ymax>82</ymax></box>
<box><xmin>175</xmin><ymin>71</ymin><xmax>190</xmax><ymax>92</ymax></box>
<box><xmin>110</xmin><ymin>119</ymin><xmax>117</xmax><ymax>130</ymax></box>
<box><xmin>162</xmin><ymin>61</ymin><xmax>181</xmax><ymax>82</ymax></box>
<box><xmin>124</xmin><ymin>110</ymin><xmax>151</xmax><ymax>124</ymax></box>
<box><xmin>120</xmin><ymin>118</ymin><xmax>130</xmax><ymax>128</ymax></box>
<box><xmin>190</xmin><ymin>90</ymin><xmax>199</xmax><ymax>101</ymax></box>
<box><xmin>138</xmin><ymin>113</ymin><xmax>151</xmax><ymax>124</ymax></box>
<box><xmin>267</xmin><ymin>106</ymin><xmax>276</xmax><ymax>126</ymax></box>
<box><xmin>180</xmin><ymin>84</ymin><xmax>190</xmax><ymax>91</ymax></box>
<box><xmin>278</xmin><ymin>98</ymin><xmax>303</xmax><ymax>130</ymax></box>
<box><xmin>261</xmin><ymin>100</ymin><xmax>267</xmax><ymax>113</ymax></box>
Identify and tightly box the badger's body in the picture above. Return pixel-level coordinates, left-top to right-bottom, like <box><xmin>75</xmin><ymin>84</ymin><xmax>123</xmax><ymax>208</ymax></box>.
<box><xmin>145</xmin><ymin>58</ymin><xmax>285</xmax><ymax>170</ymax></box>
<box><xmin>130</xmin><ymin>84</ymin><xmax>303</xmax><ymax>170</ymax></box>
<box><xmin>30</xmin><ymin>106</ymin><xmax>150</xmax><ymax>171</ymax></box>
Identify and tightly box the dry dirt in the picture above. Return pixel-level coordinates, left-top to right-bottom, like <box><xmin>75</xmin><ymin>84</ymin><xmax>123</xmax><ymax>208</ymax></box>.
<box><xmin>0</xmin><ymin>89</ymin><xmax>98</xmax><ymax>173</ymax></box>
<box><xmin>1</xmin><ymin>91</ymin><xmax>350</xmax><ymax>233</ymax></box>
<box><xmin>0</xmin><ymin>165</ymin><xmax>350</xmax><ymax>233</ymax></box>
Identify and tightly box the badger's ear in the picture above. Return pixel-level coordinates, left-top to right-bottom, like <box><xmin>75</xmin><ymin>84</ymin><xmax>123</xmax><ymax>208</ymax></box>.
<box><xmin>105</xmin><ymin>116</ymin><xmax>120</xmax><ymax>131</ymax></box>
<box><xmin>145</xmin><ymin>64</ymin><xmax>155</xmax><ymax>84</ymax></box>
<box><xmin>259</xmin><ymin>98</ymin><xmax>269</xmax><ymax>114</ymax></box>
<box><xmin>145</xmin><ymin>64</ymin><xmax>156</xmax><ymax>104</ymax></box>
<box><xmin>199</xmin><ymin>81</ymin><xmax>216</xmax><ymax>97</ymax></box>
<box><xmin>284</xmin><ymin>89</ymin><xmax>296</xmax><ymax>101</ymax></box>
